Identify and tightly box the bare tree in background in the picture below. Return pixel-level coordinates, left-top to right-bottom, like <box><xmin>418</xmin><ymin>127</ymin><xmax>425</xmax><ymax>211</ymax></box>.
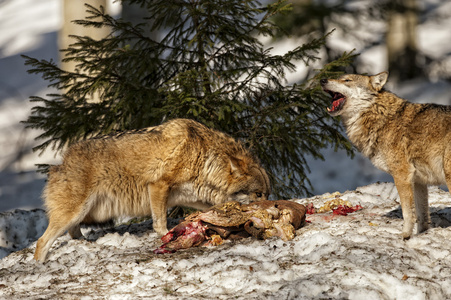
<box><xmin>273</xmin><ymin>0</ymin><xmax>429</xmax><ymax>82</ymax></box>
<box><xmin>60</xmin><ymin>0</ymin><xmax>110</xmax><ymax>102</ymax></box>
<box><xmin>386</xmin><ymin>0</ymin><xmax>421</xmax><ymax>83</ymax></box>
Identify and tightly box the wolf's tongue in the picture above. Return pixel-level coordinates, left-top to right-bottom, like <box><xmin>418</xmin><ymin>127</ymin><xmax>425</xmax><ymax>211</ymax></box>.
<box><xmin>332</xmin><ymin>98</ymin><xmax>344</xmax><ymax>110</ymax></box>
<box><xmin>330</xmin><ymin>93</ymin><xmax>345</xmax><ymax>112</ymax></box>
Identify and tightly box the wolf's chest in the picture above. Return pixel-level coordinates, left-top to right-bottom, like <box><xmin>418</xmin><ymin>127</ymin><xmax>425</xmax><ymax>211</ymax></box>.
<box><xmin>368</xmin><ymin>153</ymin><xmax>390</xmax><ymax>173</ymax></box>
<box><xmin>344</xmin><ymin>117</ymin><xmax>391</xmax><ymax>173</ymax></box>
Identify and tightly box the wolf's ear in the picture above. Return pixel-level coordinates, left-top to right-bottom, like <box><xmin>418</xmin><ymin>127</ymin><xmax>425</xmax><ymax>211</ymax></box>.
<box><xmin>370</xmin><ymin>72</ymin><xmax>388</xmax><ymax>91</ymax></box>
<box><xmin>229</xmin><ymin>156</ymin><xmax>248</xmax><ymax>177</ymax></box>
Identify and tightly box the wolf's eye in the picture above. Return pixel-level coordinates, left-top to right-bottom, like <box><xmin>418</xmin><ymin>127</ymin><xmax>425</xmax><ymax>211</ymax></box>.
<box><xmin>255</xmin><ymin>192</ymin><xmax>263</xmax><ymax>198</ymax></box>
<box><xmin>344</xmin><ymin>79</ymin><xmax>352</xmax><ymax>82</ymax></box>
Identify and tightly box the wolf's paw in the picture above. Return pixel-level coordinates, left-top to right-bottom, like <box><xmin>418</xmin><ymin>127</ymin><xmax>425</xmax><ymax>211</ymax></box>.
<box><xmin>154</xmin><ymin>227</ymin><xmax>169</xmax><ymax>237</ymax></box>
<box><xmin>401</xmin><ymin>232</ymin><xmax>411</xmax><ymax>240</ymax></box>
<box><xmin>69</xmin><ymin>225</ymin><xmax>84</xmax><ymax>239</ymax></box>
<box><xmin>416</xmin><ymin>222</ymin><xmax>430</xmax><ymax>234</ymax></box>
<box><xmin>401</xmin><ymin>225</ymin><xmax>414</xmax><ymax>239</ymax></box>
<box><xmin>401</xmin><ymin>221</ymin><xmax>414</xmax><ymax>240</ymax></box>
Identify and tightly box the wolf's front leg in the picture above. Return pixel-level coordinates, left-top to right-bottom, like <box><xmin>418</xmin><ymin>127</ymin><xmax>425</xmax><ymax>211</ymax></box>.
<box><xmin>394</xmin><ymin>178</ymin><xmax>415</xmax><ymax>239</ymax></box>
<box><xmin>150</xmin><ymin>182</ymin><xmax>170</xmax><ymax>236</ymax></box>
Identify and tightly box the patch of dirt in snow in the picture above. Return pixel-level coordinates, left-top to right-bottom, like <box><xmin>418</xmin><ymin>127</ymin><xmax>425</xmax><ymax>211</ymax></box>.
<box><xmin>1</xmin><ymin>182</ymin><xmax>451</xmax><ymax>299</ymax></box>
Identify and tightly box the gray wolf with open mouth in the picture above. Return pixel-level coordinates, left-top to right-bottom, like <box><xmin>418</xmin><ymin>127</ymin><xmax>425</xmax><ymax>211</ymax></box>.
<box><xmin>321</xmin><ymin>71</ymin><xmax>451</xmax><ymax>239</ymax></box>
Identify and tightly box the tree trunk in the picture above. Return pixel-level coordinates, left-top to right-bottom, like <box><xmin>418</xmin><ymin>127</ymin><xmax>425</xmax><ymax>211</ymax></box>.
<box><xmin>60</xmin><ymin>0</ymin><xmax>110</xmax><ymax>102</ymax></box>
<box><xmin>386</xmin><ymin>0</ymin><xmax>420</xmax><ymax>83</ymax></box>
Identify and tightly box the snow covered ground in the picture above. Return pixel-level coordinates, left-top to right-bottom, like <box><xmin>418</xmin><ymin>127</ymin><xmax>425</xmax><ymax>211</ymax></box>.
<box><xmin>2</xmin><ymin>182</ymin><xmax>451</xmax><ymax>299</ymax></box>
<box><xmin>2</xmin><ymin>0</ymin><xmax>451</xmax><ymax>212</ymax></box>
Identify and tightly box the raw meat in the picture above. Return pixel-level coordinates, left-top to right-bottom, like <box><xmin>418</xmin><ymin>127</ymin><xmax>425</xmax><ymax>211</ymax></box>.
<box><xmin>154</xmin><ymin>200</ymin><xmax>306</xmax><ymax>253</ymax></box>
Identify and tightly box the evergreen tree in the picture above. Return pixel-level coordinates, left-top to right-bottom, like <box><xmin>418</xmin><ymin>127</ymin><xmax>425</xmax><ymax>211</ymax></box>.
<box><xmin>22</xmin><ymin>0</ymin><xmax>354</xmax><ymax>198</ymax></box>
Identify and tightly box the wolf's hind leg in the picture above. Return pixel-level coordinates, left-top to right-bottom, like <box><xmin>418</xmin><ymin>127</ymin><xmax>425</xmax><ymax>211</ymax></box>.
<box><xmin>413</xmin><ymin>183</ymin><xmax>429</xmax><ymax>234</ymax></box>
<box><xmin>34</xmin><ymin>202</ymin><xmax>91</xmax><ymax>262</ymax></box>
<box><xmin>34</xmin><ymin>217</ymin><xmax>70</xmax><ymax>263</ymax></box>
<box><xmin>444</xmin><ymin>151</ymin><xmax>451</xmax><ymax>227</ymax></box>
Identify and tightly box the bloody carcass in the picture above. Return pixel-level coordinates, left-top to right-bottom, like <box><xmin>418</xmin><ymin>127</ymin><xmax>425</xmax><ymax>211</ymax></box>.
<box><xmin>154</xmin><ymin>200</ymin><xmax>306</xmax><ymax>254</ymax></box>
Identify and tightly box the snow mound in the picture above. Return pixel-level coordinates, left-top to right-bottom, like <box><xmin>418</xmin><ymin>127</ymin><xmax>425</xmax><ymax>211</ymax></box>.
<box><xmin>1</xmin><ymin>182</ymin><xmax>451</xmax><ymax>299</ymax></box>
<box><xmin>0</xmin><ymin>209</ymin><xmax>47</xmax><ymax>259</ymax></box>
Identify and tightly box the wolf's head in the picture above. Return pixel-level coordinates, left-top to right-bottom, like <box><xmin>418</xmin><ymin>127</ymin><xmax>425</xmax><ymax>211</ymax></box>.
<box><xmin>320</xmin><ymin>72</ymin><xmax>388</xmax><ymax>117</ymax></box>
<box><xmin>197</xmin><ymin>143</ymin><xmax>271</xmax><ymax>206</ymax></box>
<box><xmin>225</xmin><ymin>156</ymin><xmax>271</xmax><ymax>204</ymax></box>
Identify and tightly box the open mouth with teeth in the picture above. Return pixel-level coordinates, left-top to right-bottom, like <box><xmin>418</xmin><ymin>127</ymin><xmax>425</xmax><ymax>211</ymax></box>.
<box><xmin>324</xmin><ymin>90</ymin><xmax>346</xmax><ymax>114</ymax></box>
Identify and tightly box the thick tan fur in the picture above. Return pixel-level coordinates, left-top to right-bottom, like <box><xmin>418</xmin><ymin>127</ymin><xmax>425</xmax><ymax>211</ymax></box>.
<box><xmin>321</xmin><ymin>72</ymin><xmax>451</xmax><ymax>239</ymax></box>
<box><xmin>34</xmin><ymin>118</ymin><xmax>270</xmax><ymax>262</ymax></box>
